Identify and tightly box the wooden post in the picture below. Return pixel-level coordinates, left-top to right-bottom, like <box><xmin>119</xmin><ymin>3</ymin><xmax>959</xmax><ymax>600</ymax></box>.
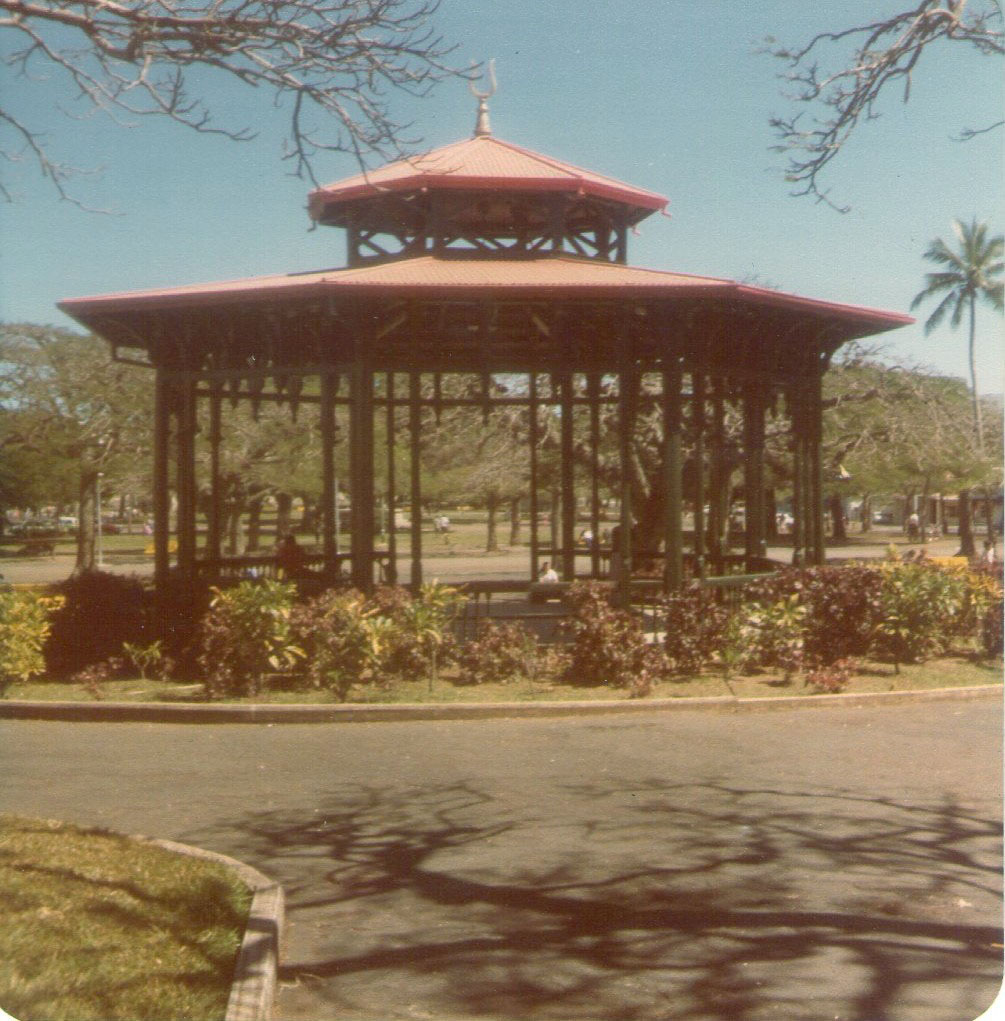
<box><xmin>617</xmin><ymin>365</ymin><xmax>637</xmax><ymax>607</ymax></box>
<box><xmin>588</xmin><ymin>373</ymin><xmax>602</xmax><ymax>579</ymax></box>
<box><xmin>560</xmin><ymin>372</ymin><xmax>576</xmax><ymax>580</ymax></box>
<box><xmin>790</xmin><ymin>389</ymin><xmax>805</xmax><ymax>566</ymax></box>
<box><xmin>743</xmin><ymin>383</ymin><xmax>768</xmax><ymax>565</ymax></box>
<box><xmin>662</xmin><ymin>362</ymin><xmax>684</xmax><ymax>590</ymax></box>
<box><xmin>409</xmin><ymin>371</ymin><xmax>423</xmax><ymax>590</ymax></box>
<box><xmin>153</xmin><ymin>370</ymin><xmax>172</xmax><ymax>588</ymax></box>
<box><xmin>207</xmin><ymin>385</ymin><xmax>222</xmax><ymax>563</ymax></box>
<box><xmin>385</xmin><ymin>372</ymin><xmax>398</xmax><ymax>584</ymax></box>
<box><xmin>692</xmin><ymin>372</ymin><xmax>707</xmax><ymax>579</ymax></box>
<box><xmin>175</xmin><ymin>374</ymin><xmax>197</xmax><ymax>579</ymax></box>
<box><xmin>529</xmin><ymin>372</ymin><xmax>540</xmax><ymax>580</ymax></box>
<box><xmin>349</xmin><ymin>357</ymin><xmax>375</xmax><ymax>593</ymax></box>
<box><xmin>708</xmin><ymin>379</ymin><xmax>726</xmax><ymax>569</ymax></box>
<box><xmin>320</xmin><ymin>371</ymin><xmax>337</xmax><ymax>574</ymax></box>
<box><xmin>809</xmin><ymin>362</ymin><xmax>826</xmax><ymax>565</ymax></box>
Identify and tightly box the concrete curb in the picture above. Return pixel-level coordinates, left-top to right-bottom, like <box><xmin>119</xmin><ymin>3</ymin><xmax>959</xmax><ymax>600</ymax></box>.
<box><xmin>0</xmin><ymin>684</ymin><xmax>1000</xmax><ymax>724</ymax></box>
<box><xmin>138</xmin><ymin>837</ymin><xmax>284</xmax><ymax>1021</ymax></box>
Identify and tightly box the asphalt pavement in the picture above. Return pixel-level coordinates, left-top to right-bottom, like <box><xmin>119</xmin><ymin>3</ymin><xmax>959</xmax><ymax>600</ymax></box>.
<box><xmin>1</xmin><ymin>695</ymin><xmax>1001</xmax><ymax>1021</ymax></box>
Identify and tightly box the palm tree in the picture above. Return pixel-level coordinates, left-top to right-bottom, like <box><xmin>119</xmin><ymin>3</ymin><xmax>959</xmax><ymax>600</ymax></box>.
<box><xmin>911</xmin><ymin>218</ymin><xmax>1003</xmax><ymax>453</ymax></box>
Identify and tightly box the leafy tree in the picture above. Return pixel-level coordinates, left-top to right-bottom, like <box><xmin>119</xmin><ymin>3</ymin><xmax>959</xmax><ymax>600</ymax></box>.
<box><xmin>0</xmin><ymin>0</ymin><xmax>462</xmax><ymax>205</ymax></box>
<box><xmin>910</xmin><ymin>218</ymin><xmax>1004</xmax><ymax>451</ymax></box>
<box><xmin>0</xmin><ymin>323</ymin><xmax>150</xmax><ymax>570</ymax></box>
<box><xmin>767</xmin><ymin>1</ymin><xmax>1003</xmax><ymax>210</ymax></box>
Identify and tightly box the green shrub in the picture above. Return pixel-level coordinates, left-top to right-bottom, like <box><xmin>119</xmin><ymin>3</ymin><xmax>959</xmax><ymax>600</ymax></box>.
<box><xmin>0</xmin><ymin>590</ymin><xmax>65</xmax><ymax>695</ymax></box>
<box><xmin>199</xmin><ymin>580</ymin><xmax>300</xmax><ymax>698</ymax></box>
<box><xmin>380</xmin><ymin>582</ymin><xmax>462</xmax><ymax>682</ymax></box>
<box><xmin>289</xmin><ymin>589</ymin><xmax>387</xmax><ymax>701</ymax></box>
<box><xmin>562</xmin><ymin>582</ymin><xmax>666</xmax><ymax>694</ymax></box>
<box><xmin>872</xmin><ymin>562</ymin><xmax>969</xmax><ymax>667</ymax></box>
<box><xmin>456</xmin><ymin>620</ymin><xmax>538</xmax><ymax>685</ymax></box>
<box><xmin>45</xmin><ymin>571</ymin><xmax>151</xmax><ymax>677</ymax></box>
<box><xmin>739</xmin><ymin>593</ymin><xmax>807</xmax><ymax>681</ymax></box>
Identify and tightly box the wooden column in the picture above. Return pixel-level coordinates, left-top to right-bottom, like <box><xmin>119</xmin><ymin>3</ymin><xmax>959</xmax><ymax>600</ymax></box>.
<box><xmin>529</xmin><ymin>372</ymin><xmax>540</xmax><ymax>579</ymax></box>
<box><xmin>808</xmin><ymin>363</ymin><xmax>826</xmax><ymax>565</ymax></box>
<box><xmin>349</xmin><ymin>357</ymin><xmax>375</xmax><ymax>593</ymax></box>
<box><xmin>662</xmin><ymin>361</ymin><xmax>684</xmax><ymax>590</ymax></box>
<box><xmin>790</xmin><ymin>388</ymin><xmax>806</xmax><ymax>566</ymax></box>
<box><xmin>708</xmin><ymin>379</ymin><xmax>726</xmax><ymax>568</ymax></box>
<box><xmin>320</xmin><ymin>371</ymin><xmax>337</xmax><ymax>574</ymax></box>
<box><xmin>175</xmin><ymin>374</ymin><xmax>197</xmax><ymax>579</ymax></box>
<box><xmin>207</xmin><ymin>385</ymin><xmax>223</xmax><ymax>563</ymax></box>
<box><xmin>743</xmin><ymin>383</ymin><xmax>768</xmax><ymax>565</ymax></box>
<box><xmin>409</xmin><ymin>371</ymin><xmax>423</xmax><ymax>590</ymax></box>
<box><xmin>691</xmin><ymin>372</ymin><xmax>707</xmax><ymax>579</ymax></box>
<box><xmin>559</xmin><ymin>372</ymin><xmax>576</xmax><ymax>580</ymax></box>
<box><xmin>588</xmin><ymin>373</ymin><xmax>602</xmax><ymax>579</ymax></box>
<box><xmin>153</xmin><ymin>370</ymin><xmax>172</xmax><ymax>588</ymax></box>
<box><xmin>617</xmin><ymin>365</ymin><xmax>638</xmax><ymax>607</ymax></box>
<box><xmin>385</xmin><ymin>372</ymin><xmax>398</xmax><ymax>584</ymax></box>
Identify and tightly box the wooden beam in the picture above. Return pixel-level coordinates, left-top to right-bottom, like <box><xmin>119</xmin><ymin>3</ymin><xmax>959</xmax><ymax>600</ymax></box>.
<box><xmin>409</xmin><ymin>371</ymin><xmax>423</xmax><ymax>590</ymax></box>
<box><xmin>560</xmin><ymin>371</ymin><xmax>576</xmax><ymax>580</ymax></box>
<box><xmin>320</xmin><ymin>371</ymin><xmax>338</xmax><ymax>572</ymax></box>
<box><xmin>743</xmin><ymin>383</ymin><xmax>768</xmax><ymax>565</ymax></box>
<box><xmin>529</xmin><ymin>372</ymin><xmax>540</xmax><ymax>579</ymax></box>
<box><xmin>175</xmin><ymin>375</ymin><xmax>197</xmax><ymax>579</ymax></box>
<box><xmin>153</xmin><ymin>371</ymin><xmax>172</xmax><ymax>588</ymax></box>
<box><xmin>385</xmin><ymin>371</ymin><xmax>398</xmax><ymax>584</ymax></box>
<box><xmin>207</xmin><ymin>386</ymin><xmax>223</xmax><ymax>562</ymax></box>
<box><xmin>588</xmin><ymin>373</ymin><xmax>602</xmax><ymax>579</ymax></box>
<box><xmin>691</xmin><ymin>372</ymin><xmax>707</xmax><ymax>579</ymax></box>
<box><xmin>349</xmin><ymin>357</ymin><xmax>375</xmax><ymax>593</ymax></box>
<box><xmin>662</xmin><ymin>362</ymin><xmax>684</xmax><ymax>590</ymax></box>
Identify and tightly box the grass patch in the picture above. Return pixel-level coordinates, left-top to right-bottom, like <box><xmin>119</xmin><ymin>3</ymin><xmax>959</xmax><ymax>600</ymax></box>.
<box><xmin>0</xmin><ymin>815</ymin><xmax>251</xmax><ymax>1021</ymax></box>
<box><xmin>5</xmin><ymin>652</ymin><xmax>1000</xmax><ymax>705</ymax></box>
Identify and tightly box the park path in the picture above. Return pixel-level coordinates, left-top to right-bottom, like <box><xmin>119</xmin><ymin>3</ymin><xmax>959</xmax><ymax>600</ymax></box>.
<box><xmin>0</xmin><ymin>695</ymin><xmax>1000</xmax><ymax>1020</ymax></box>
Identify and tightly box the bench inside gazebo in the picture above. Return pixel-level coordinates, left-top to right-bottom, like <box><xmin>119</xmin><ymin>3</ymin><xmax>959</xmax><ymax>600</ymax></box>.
<box><xmin>59</xmin><ymin>93</ymin><xmax>912</xmax><ymax>608</ymax></box>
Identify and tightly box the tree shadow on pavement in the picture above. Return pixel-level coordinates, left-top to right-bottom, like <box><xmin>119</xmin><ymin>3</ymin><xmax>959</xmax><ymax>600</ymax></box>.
<box><xmin>187</xmin><ymin>779</ymin><xmax>1002</xmax><ymax>1021</ymax></box>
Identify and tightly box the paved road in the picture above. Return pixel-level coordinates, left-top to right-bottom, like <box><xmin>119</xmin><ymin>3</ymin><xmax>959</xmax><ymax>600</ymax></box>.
<box><xmin>1</xmin><ymin>697</ymin><xmax>1001</xmax><ymax>1021</ymax></box>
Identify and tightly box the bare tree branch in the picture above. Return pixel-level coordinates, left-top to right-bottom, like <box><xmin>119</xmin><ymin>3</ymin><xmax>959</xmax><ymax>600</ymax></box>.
<box><xmin>0</xmin><ymin>0</ymin><xmax>465</xmax><ymax>207</ymax></box>
<box><xmin>765</xmin><ymin>0</ymin><xmax>1004</xmax><ymax>212</ymax></box>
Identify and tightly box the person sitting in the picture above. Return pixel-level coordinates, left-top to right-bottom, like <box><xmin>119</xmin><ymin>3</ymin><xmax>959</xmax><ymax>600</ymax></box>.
<box><xmin>275</xmin><ymin>533</ymin><xmax>306</xmax><ymax>579</ymax></box>
<box><xmin>538</xmin><ymin>561</ymin><xmax>559</xmax><ymax>583</ymax></box>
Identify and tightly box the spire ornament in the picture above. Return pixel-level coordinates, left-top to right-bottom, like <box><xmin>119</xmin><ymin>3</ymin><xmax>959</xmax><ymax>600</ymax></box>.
<box><xmin>469</xmin><ymin>59</ymin><xmax>497</xmax><ymax>137</ymax></box>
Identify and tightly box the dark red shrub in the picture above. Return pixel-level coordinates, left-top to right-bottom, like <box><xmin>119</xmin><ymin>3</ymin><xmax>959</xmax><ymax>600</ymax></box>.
<box><xmin>45</xmin><ymin>571</ymin><xmax>152</xmax><ymax>677</ymax></box>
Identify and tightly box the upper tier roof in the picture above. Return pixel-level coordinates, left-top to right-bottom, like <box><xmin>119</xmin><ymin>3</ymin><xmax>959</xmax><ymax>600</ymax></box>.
<box><xmin>308</xmin><ymin>135</ymin><xmax>669</xmax><ymax>226</ymax></box>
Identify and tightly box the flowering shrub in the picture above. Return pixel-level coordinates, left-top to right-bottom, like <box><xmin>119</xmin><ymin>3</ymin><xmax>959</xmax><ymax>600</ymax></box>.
<box><xmin>199</xmin><ymin>580</ymin><xmax>301</xmax><ymax>698</ymax></box>
<box><xmin>0</xmin><ymin>589</ymin><xmax>65</xmax><ymax>695</ymax></box>
<box><xmin>456</xmin><ymin>620</ymin><xmax>537</xmax><ymax>685</ymax></box>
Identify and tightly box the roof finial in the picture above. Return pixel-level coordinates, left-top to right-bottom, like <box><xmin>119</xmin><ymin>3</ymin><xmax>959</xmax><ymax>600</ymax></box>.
<box><xmin>469</xmin><ymin>59</ymin><xmax>497</xmax><ymax>137</ymax></box>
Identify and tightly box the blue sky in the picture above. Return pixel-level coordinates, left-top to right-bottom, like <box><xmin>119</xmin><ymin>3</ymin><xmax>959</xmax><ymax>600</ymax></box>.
<box><xmin>1</xmin><ymin>0</ymin><xmax>1002</xmax><ymax>391</ymax></box>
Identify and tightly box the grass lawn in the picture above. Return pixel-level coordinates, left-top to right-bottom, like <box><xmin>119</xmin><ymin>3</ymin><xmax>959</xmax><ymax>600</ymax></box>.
<box><xmin>0</xmin><ymin>815</ymin><xmax>251</xmax><ymax>1021</ymax></box>
<box><xmin>6</xmin><ymin>652</ymin><xmax>1001</xmax><ymax>705</ymax></box>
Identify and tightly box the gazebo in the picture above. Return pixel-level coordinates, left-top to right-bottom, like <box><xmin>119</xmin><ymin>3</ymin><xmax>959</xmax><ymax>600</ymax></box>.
<box><xmin>59</xmin><ymin>98</ymin><xmax>913</xmax><ymax>601</ymax></box>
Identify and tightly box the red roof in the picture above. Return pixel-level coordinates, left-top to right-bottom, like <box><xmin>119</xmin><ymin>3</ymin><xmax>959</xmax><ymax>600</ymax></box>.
<box><xmin>58</xmin><ymin>256</ymin><xmax>913</xmax><ymax>334</ymax></box>
<box><xmin>308</xmin><ymin>135</ymin><xmax>669</xmax><ymax>222</ymax></box>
